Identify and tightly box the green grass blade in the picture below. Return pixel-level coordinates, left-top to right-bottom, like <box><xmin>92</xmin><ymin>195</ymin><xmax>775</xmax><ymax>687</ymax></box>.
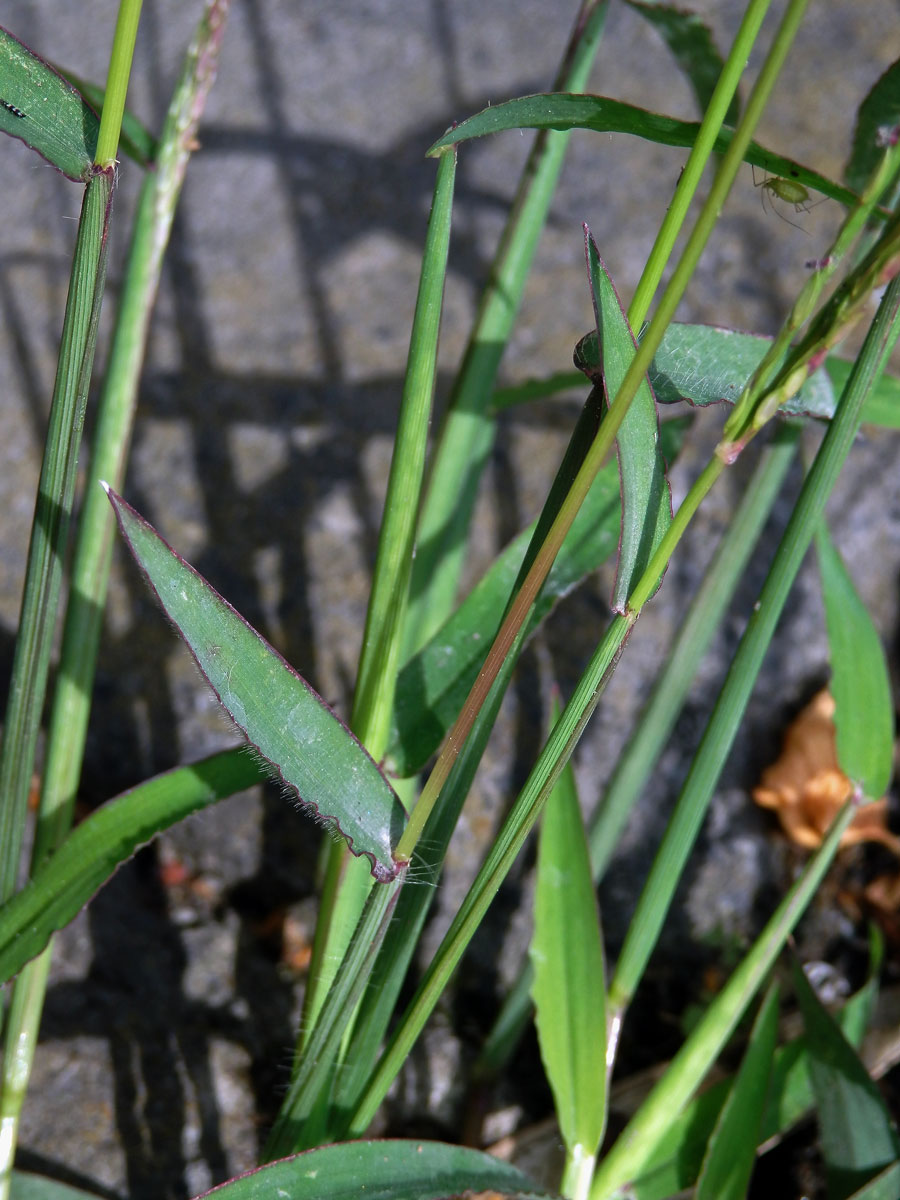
<box><xmin>299</xmin><ymin>145</ymin><xmax>455</xmax><ymax>1041</ymax></box>
<box><xmin>428</xmin><ymin>93</ymin><xmax>861</xmax><ymax>210</ymax></box>
<box><xmin>106</xmin><ymin>489</ymin><xmax>407</xmax><ymax>882</ymax></box>
<box><xmin>584</xmin><ymin>238</ymin><xmax>671</xmax><ymax>610</ymax></box>
<box><xmin>330</xmin><ymin>646</ymin><xmax>531</xmax><ymax>1140</ymax></box>
<box><xmin>324</xmin><ymin>397</ymin><xmax>684</xmax><ymax>1142</ymax></box>
<box><xmin>590</xmin><ymin>803</ymin><xmax>855</xmax><ymax>1199</ymax></box>
<box><xmin>0</xmin><ymin>750</ymin><xmax>261</xmax><ymax>986</ymax></box>
<box><xmin>404</xmin><ymin>0</ymin><xmax>609</xmax><ymax>654</ymax></box>
<box><xmin>37</xmin><ymin>0</ymin><xmax>230</xmax><ymax>872</ymax></box>
<box><xmin>606</xmin><ymin>272</ymin><xmax>900</xmax><ymax>1030</ymax></box>
<box><xmin>793</xmin><ymin>958</ymin><xmax>900</xmax><ymax>1199</ymax></box>
<box><xmin>0</xmin><ymin>12</ymin><xmax>231</xmax><ymax>1186</ymax></box>
<box><xmin>0</xmin><ymin>26</ymin><xmax>98</xmax><ymax>180</ymax></box>
<box><xmin>93</xmin><ymin>0</ymin><xmax>142</xmax><ymax>168</ymax></box>
<box><xmin>203</xmin><ymin>1140</ymin><xmax>557</xmax><ymax>1200</ymax></box>
<box><xmin>532</xmin><ymin>704</ymin><xmax>607</xmax><ymax>1179</ymax></box>
<box><xmin>263</xmin><ymin>877</ymin><xmax>404</xmax><ymax>1159</ymax></box>
<box><xmin>587</xmin><ymin>420</ymin><xmax>800</xmax><ymax>878</ymax></box>
<box><xmin>350</xmin><ymin>146</ymin><xmax>457</xmax><ymax>760</ymax></box>
<box><xmin>816</xmin><ymin>520</ymin><xmax>894</xmax><ymax>800</ymax></box>
<box><xmin>344</xmin><ymin>611</ymin><xmax>633</xmax><ymax>1140</ymax></box>
<box><xmin>0</xmin><ymin>169</ymin><xmax>113</xmax><ymax>907</ymax></box>
<box><xmin>694</xmin><ymin>984</ymin><xmax>779</xmax><ymax>1200</ymax></box>
<box><xmin>623</xmin><ymin>0</ymin><xmax>740</xmax><ymax>124</ymax></box>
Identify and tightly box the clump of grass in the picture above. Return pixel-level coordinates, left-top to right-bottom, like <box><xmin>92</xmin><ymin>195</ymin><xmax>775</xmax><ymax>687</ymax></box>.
<box><xmin>1</xmin><ymin>2</ymin><xmax>899</xmax><ymax>1199</ymax></box>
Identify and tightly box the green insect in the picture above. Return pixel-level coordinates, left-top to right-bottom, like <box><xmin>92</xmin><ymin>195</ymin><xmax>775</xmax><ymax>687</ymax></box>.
<box><xmin>752</xmin><ymin>164</ymin><xmax>821</xmax><ymax>230</ymax></box>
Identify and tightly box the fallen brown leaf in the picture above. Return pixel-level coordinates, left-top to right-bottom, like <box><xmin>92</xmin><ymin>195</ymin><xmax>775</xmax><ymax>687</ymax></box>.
<box><xmin>753</xmin><ymin>690</ymin><xmax>900</xmax><ymax>853</ymax></box>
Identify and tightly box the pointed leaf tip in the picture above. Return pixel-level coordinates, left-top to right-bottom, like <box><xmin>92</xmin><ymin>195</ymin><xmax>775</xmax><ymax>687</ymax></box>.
<box><xmin>583</xmin><ymin>236</ymin><xmax>672</xmax><ymax>611</ymax></box>
<box><xmin>106</xmin><ymin>490</ymin><xmax>407</xmax><ymax>882</ymax></box>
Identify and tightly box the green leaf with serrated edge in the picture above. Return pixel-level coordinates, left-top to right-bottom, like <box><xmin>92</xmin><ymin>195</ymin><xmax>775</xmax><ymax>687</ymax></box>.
<box><xmin>624</xmin><ymin>0</ymin><xmax>739</xmax><ymax>125</ymax></box>
<box><xmin>386</xmin><ymin>418</ymin><xmax>689</xmax><ymax>777</ymax></box>
<box><xmin>0</xmin><ymin>26</ymin><xmax>98</xmax><ymax>180</ymax></box>
<box><xmin>695</xmin><ymin>984</ymin><xmax>779</xmax><ymax>1200</ymax></box>
<box><xmin>428</xmin><ymin>94</ymin><xmax>860</xmax><ymax>210</ymax></box>
<box><xmin>845</xmin><ymin>59</ymin><xmax>900</xmax><ymax>195</ymax></box>
<box><xmin>793</xmin><ymin>957</ymin><xmax>900</xmax><ymax>1199</ymax></box>
<box><xmin>816</xmin><ymin>521</ymin><xmax>894</xmax><ymax>800</ymax></box>
<box><xmin>11</xmin><ymin>1173</ymin><xmax>104</xmax><ymax>1200</ymax></box>
<box><xmin>0</xmin><ymin>750</ymin><xmax>263</xmax><ymax>985</ymax></box>
<box><xmin>106</xmin><ymin>488</ymin><xmax>406</xmax><ymax>882</ymax></box>
<box><xmin>626</xmin><ymin>932</ymin><xmax>883</xmax><ymax>1199</ymax></box>
<box><xmin>200</xmin><ymin>1140</ymin><xmax>557</xmax><ymax>1200</ymax></box>
<box><xmin>585</xmin><ymin>233</ymin><xmax>671</xmax><ymax>612</ymax></box>
<box><xmin>531</xmin><ymin>700</ymin><xmax>607</xmax><ymax>1159</ymax></box>
<box><xmin>827</xmin><ymin>358</ymin><xmax>900</xmax><ymax>428</ymax></box>
<box><xmin>576</xmin><ymin>324</ymin><xmax>836</xmax><ymax>418</ymax></box>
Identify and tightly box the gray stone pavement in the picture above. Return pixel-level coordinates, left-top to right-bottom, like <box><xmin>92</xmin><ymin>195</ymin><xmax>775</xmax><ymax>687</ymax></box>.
<box><xmin>0</xmin><ymin>1</ymin><xmax>899</xmax><ymax>1196</ymax></box>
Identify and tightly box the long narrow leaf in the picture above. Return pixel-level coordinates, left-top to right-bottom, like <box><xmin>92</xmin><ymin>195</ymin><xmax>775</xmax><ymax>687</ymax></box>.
<box><xmin>405</xmin><ymin>2</ymin><xmax>610</xmax><ymax>654</ymax></box>
<box><xmin>590</xmin><ymin>803</ymin><xmax>856</xmax><ymax>1199</ymax></box>
<box><xmin>0</xmin><ymin>168</ymin><xmax>114</xmax><ymax>905</ymax></box>
<box><xmin>300</xmin><ymin>143</ymin><xmax>458</xmax><ymax>1040</ymax></box>
<box><xmin>816</xmin><ymin>520</ymin><xmax>894</xmax><ymax>800</ymax></box>
<box><xmin>694</xmin><ymin>984</ymin><xmax>779</xmax><ymax>1200</ymax></box>
<box><xmin>106</xmin><ymin>489</ymin><xmax>407</xmax><ymax>881</ymax></box>
<box><xmin>584</xmin><ymin>237</ymin><xmax>671</xmax><ymax>610</ymax></box>
<box><xmin>429</xmin><ymin>93</ymin><xmax>860</xmax><ymax>210</ymax></box>
<box><xmin>0</xmin><ymin>750</ymin><xmax>261</xmax><ymax>986</ymax></box>
<box><xmin>531</xmin><ymin>704</ymin><xmax>607</xmax><ymax>1163</ymax></box>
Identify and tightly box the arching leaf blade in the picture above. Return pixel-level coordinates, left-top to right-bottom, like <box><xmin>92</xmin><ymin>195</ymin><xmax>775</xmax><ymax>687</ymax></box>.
<box><xmin>106</xmin><ymin>488</ymin><xmax>407</xmax><ymax>881</ymax></box>
<box><xmin>201</xmin><ymin>1139</ymin><xmax>557</xmax><ymax>1200</ymax></box>
<box><xmin>0</xmin><ymin>750</ymin><xmax>263</xmax><ymax>985</ymax></box>
<box><xmin>0</xmin><ymin>26</ymin><xmax>98</xmax><ymax>180</ymax></box>
<box><xmin>429</xmin><ymin>93</ymin><xmax>859</xmax><ymax>209</ymax></box>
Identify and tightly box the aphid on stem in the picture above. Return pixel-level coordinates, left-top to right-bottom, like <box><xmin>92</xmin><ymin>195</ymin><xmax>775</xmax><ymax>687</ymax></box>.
<box><xmin>752</xmin><ymin>163</ymin><xmax>824</xmax><ymax>231</ymax></box>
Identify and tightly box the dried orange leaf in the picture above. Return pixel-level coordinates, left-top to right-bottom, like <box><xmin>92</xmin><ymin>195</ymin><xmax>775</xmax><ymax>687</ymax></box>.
<box><xmin>753</xmin><ymin>691</ymin><xmax>900</xmax><ymax>854</ymax></box>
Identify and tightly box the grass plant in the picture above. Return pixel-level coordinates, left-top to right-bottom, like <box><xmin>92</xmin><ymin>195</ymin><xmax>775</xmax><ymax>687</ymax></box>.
<box><xmin>1</xmin><ymin>2</ymin><xmax>899</xmax><ymax>1198</ymax></box>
